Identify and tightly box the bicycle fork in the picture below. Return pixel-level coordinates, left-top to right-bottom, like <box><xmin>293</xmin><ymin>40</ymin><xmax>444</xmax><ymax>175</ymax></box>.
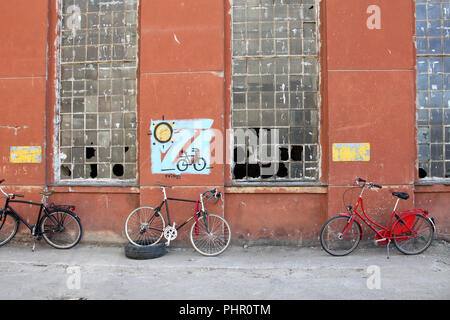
<box><xmin>199</xmin><ymin>195</ymin><xmax>211</xmax><ymax>235</ymax></box>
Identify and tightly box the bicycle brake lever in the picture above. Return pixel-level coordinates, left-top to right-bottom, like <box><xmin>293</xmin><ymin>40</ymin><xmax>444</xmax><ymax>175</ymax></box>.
<box><xmin>213</xmin><ymin>191</ymin><xmax>223</xmax><ymax>204</ymax></box>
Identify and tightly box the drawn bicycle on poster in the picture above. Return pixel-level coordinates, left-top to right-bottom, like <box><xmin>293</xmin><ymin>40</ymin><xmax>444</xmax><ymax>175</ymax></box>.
<box><xmin>176</xmin><ymin>148</ymin><xmax>206</xmax><ymax>172</ymax></box>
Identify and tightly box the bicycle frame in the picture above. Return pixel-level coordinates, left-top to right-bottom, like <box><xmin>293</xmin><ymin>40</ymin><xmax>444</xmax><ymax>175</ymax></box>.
<box><xmin>155</xmin><ymin>187</ymin><xmax>206</xmax><ymax>231</ymax></box>
<box><xmin>2</xmin><ymin>198</ymin><xmax>52</xmax><ymax>235</ymax></box>
<box><xmin>344</xmin><ymin>185</ymin><xmax>425</xmax><ymax>242</ymax></box>
<box><xmin>0</xmin><ymin>185</ymin><xmax>67</xmax><ymax>237</ymax></box>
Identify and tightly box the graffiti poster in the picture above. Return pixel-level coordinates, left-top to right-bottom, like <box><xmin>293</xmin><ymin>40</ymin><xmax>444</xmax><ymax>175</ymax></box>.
<box><xmin>150</xmin><ymin>119</ymin><xmax>214</xmax><ymax>174</ymax></box>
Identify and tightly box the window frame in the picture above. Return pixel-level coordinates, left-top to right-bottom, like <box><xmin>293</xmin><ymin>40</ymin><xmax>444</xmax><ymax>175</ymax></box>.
<box><xmin>229</xmin><ymin>0</ymin><xmax>323</xmax><ymax>185</ymax></box>
<box><xmin>53</xmin><ymin>0</ymin><xmax>139</xmax><ymax>186</ymax></box>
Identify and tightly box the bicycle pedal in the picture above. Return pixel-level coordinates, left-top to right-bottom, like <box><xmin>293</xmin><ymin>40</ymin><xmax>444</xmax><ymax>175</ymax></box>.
<box><xmin>374</xmin><ymin>238</ymin><xmax>386</xmax><ymax>246</ymax></box>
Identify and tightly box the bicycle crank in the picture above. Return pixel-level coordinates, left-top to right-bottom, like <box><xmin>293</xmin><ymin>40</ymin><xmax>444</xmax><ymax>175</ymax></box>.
<box><xmin>163</xmin><ymin>223</ymin><xmax>177</xmax><ymax>246</ymax></box>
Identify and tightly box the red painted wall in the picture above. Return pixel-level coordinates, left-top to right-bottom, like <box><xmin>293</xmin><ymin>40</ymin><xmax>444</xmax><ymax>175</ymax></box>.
<box><xmin>326</xmin><ymin>0</ymin><xmax>419</xmax><ymax>235</ymax></box>
<box><xmin>0</xmin><ymin>0</ymin><xmax>48</xmax><ymax>186</ymax></box>
<box><xmin>0</xmin><ymin>0</ymin><xmax>448</xmax><ymax>244</ymax></box>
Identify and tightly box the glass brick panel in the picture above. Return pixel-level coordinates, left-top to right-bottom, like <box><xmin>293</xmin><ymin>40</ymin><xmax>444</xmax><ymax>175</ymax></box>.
<box><xmin>231</xmin><ymin>0</ymin><xmax>320</xmax><ymax>182</ymax></box>
<box><xmin>416</xmin><ymin>0</ymin><xmax>450</xmax><ymax>179</ymax></box>
<box><xmin>58</xmin><ymin>0</ymin><xmax>139</xmax><ymax>182</ymax></box>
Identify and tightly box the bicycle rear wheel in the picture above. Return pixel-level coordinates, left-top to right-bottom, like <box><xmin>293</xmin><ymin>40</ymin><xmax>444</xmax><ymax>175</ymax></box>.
<box><xmin>320</xmin><ymin>215</ymin><xmax>362</xmax><ymax>256</ymax></box>
<box><xmin>125</xmin><ymin>206</ymin><xmax>165</xmax><ymax>246</ymax></box>
<box><xmin>190</xmin><ymin>213</ymin><xmax>231</xmax><ymax>256</ymax></box>
<box><xmin>194</xmin><ymin>158</ymin><xmax>206</xmax><ymax>171</ymax></box>
<box><xmin>41</xmin><ymin>209</ymin><xmax>82</xmax><ymax>249</ymax></box>
<box><xmin>0</xmin><ymin>212</ymin><xmax>19</xmax><ymax>246</ymax></box>
<box><xmin>393</xmin><ymin>215</ymin><xmax>434</xmax><ymax>255</ymax></box>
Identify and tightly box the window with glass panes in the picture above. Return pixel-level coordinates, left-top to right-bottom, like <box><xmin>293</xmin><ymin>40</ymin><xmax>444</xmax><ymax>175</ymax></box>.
<box><xmin>58</xmin><ymin>0</ymin><xmax>138</xmax><ymax>182</ymax></box>
<box><xmin>415</xmin><ymin>0</ymin><xmax>450</xmax><ymax>179</ymax></box>
<box><xmin>231</xmin><ymin>0</ymin><xmax>320</xmax><ymax>182</ymax></box>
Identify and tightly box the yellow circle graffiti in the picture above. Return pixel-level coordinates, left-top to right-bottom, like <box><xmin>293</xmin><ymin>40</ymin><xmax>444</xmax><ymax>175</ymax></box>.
<box><xmin>154</xmin><ymin>122</ymin><xmax>173</xmax><ymax>143</ymax></box>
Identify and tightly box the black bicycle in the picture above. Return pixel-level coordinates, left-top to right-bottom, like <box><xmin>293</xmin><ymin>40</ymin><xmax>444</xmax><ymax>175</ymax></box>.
<box><xmin>0</xmin><ymin>179</ymin><xmax>82</xmax><ymax>250</ymax></box>
<box><xmin>124</xmin><ymin>183</ymin><xmax>231</xmax><ymax>256</ymax></box>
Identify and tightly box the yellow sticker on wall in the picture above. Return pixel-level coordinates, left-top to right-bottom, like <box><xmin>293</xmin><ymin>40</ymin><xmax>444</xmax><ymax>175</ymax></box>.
<box><xmin>10</xmin><ymin>146</ymin><xmax>42</xmax><ymax>163</ymax></box>
<box><xmin>332</xmin><ymin>143</ymin><xmax>370</xmax><ymax>162</ymax></box>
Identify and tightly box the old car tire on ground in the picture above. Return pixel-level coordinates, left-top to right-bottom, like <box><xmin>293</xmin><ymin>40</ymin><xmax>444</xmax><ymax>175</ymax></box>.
<box><xmin>124</xmin><ymin>242</ymin><xmax>167</xmax><ymax>260</ymax></box>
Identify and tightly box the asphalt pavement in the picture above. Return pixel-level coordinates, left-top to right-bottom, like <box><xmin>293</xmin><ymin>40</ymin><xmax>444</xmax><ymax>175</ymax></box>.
<box><xmin>0</xmin><ymin>240</ymin><xmax>448</xmax><ymax>300</ymax></box>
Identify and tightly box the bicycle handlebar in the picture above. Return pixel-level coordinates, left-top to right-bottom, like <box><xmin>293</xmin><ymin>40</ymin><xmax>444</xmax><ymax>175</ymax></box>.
<box><xmin>0</xmin><ymin>179</ymin><xmax>30</xmax><ymax>199</ymax></box>
<box><xmin>0</xmin><ymin>179</ymin><xmax>48</xmax><ymax>201</ymax></box>
<box><xmin>202</xmin><ymin>189</ymin><xmax>222</xmax><ymax>204</ymax></box>
<box><xmin>356</xmin><ymin>178</ymin><xmax>382</xmax><ymax>189</ymax></box>
<box><xmin>0</xmin><ymin>187</ymin><xmax>24</xmax><ymax>199</ymax></box>
<box><xmin>155</xmin><ymin>182</ymin><xmax>221</xmax><ymax>204</ymax></box>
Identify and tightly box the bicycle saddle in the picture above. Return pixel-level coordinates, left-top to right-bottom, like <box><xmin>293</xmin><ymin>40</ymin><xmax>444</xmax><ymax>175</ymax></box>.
<box><xmin>392</xmin><ymin>192</ymin><xmax>409</xmax><ymax>200</ymax></box>
<box><xmin>40</xmin><ymin>190</ymin><xmax>54</xmax><ymax>197</ymax></box>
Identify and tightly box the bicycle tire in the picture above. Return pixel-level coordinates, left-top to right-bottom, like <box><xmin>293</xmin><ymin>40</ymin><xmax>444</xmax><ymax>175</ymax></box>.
<box><xmin>125</xmin><ymin>206</ymin><xmax>166</xmax><ymax>246</ymax></box>
<box><xmin>320</xmin><ymin>215</ymin><xmax>362</xmax><ymax>256</ymax></box>
<box><xmin>41</xmin><ymin>209</ymin><xmax>82</xmax><ymax>249</ymax></box>
<box><xmin>194</xmin><ymin>158</ymin><xmax>206</xmax><ymax>171</ymax></box>
<box><xmin>0</xmin><ymin>212</ymin><xmax>19</xmax><ymax>247</ymax></box>
<box><xmin>190</xmin><ymin>213</ymin><xmax>231</xmax><ymax>256</ymax></box>
<box><xmin>393</xmin><ymin>215</ymin><xmax>434</xmax><ymax>255</ymax></box>
<box><xmin>124</xmin><ymin>242</ymin><xmax>167</xmax><ymax>260</ymax></box>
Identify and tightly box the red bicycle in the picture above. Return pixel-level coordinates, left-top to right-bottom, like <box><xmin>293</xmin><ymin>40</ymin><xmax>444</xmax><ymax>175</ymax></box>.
<box><xmin>320</xmin><ymin>178</ymin><xmax>436</xmax><ymax>258</ymax></box>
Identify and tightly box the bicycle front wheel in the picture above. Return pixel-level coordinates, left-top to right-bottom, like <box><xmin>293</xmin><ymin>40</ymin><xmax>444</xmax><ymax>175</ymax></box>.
<box><xmin>320</xmin><ymin>215</ymin><xmax>361</xmax><ymax>256</ymax></box>
<box><xmin>393</xmin><ymin>215</ymin><xmax>434</xmax><ymax>255</ymax></box>
<box><xmin>0</xmin><ymin>212</ymin><xmax>19</xmax><ymax>246</ymax></box>
<box><xmin>41</xmin><ymin>209</ymin><xmax>82</xmax><ymax>249</ymax></box>
<box><xmin>190</xmin><ymin>213</ymin><xmax>231</xmax><ymax>256</ymax></box>
<box><xmin>125</xmin><ymin>206</ymin><xmax>165</xmax><ymax>246</ymax></box>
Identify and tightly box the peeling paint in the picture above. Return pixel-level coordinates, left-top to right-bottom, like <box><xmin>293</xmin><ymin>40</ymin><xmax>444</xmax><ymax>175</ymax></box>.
<box><xmin>10</xmin><ymin>146</ymin><xmax>42</xmax><ymax>164</ymax></box>
<box><xmin>173</xmin><ymin>33</ymin><xmax>181</xmax><ymax>45</ymax></box>
<box><xmin>0</xmin><ymin>126</ymin><xmax>23</xmax><ymax>136</ymax></box>
<box><xmin>332</xmin><ymin>143</ymin><xmax>370</xmax><ymax>162</ymax></box>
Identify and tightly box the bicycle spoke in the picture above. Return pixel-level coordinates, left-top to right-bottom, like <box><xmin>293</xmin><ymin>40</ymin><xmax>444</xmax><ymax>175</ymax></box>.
<box><xmin>190</xmin><ymin>214</ymin><xmax>231</xmax><ymax>256</ymax></box>
<box><xmin>41</xmin><ymin>210</ymin><xmax>82</xmax><ymax>249</ymax></box>
<box><xmin>125</xmin><ymin>207</ymin><xmax>165</xmax><ymax>246</ymax></box>
<box><xmin>393</xmin><ymin>215</ymin><xmax>434</xmax><ymax>255</ymax></box>
<box><xmin>320</xmin><ymin>216</ymin><xmax>361</xmax><ymax>256</ymax></box>
<box><xmin>0</xmin><ymin>213</ymin><xmax>18</xmax><ymax>246</ymax></box>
